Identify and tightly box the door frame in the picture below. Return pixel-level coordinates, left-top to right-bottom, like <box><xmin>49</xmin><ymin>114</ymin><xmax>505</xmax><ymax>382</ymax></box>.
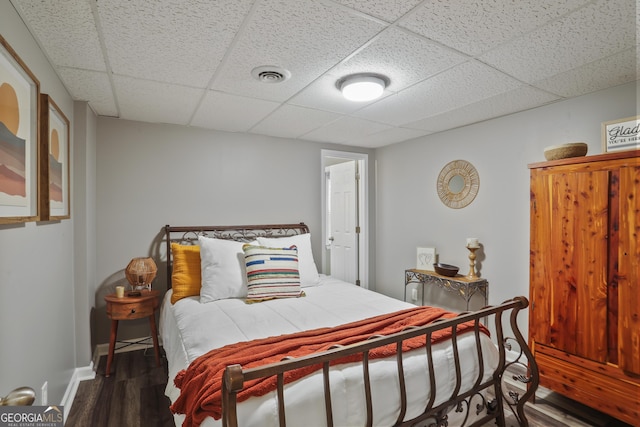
<box><xmin>321</xmin><ymin>149</ymin><xmax>368</xmax><ymax>288</ymax></box>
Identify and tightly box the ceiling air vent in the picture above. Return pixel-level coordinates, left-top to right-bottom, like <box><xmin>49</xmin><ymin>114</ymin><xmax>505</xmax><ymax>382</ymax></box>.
<box><xmin>251</xmin><ymin>66</ymin><xmax>291</xmax><ymax>83</ymax></box>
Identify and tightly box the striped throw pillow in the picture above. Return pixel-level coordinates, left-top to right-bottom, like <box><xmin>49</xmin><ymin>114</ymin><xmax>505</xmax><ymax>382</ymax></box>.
<box><xmin>243</xmin><ymin>244</ymin><xmax>304</xmax><ymax>303</ymax></box>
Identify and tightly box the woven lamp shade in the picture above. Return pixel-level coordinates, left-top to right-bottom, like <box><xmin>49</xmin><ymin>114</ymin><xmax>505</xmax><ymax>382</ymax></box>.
<box><xmin>125</xmin><ymin>257</ymin><xmax>157</xmax><ymax>290</ymax></box>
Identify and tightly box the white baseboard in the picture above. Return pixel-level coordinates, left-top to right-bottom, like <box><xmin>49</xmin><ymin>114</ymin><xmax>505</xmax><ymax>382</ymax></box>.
<box><xmin>61</xmin><ymin>362</ymin><xmax>96</xmax><ymax>422</ymax></box>
<box><xmin>91</xmin><ymin>336</ymin><xmax>156</xmax><ymax>367</ymax></box>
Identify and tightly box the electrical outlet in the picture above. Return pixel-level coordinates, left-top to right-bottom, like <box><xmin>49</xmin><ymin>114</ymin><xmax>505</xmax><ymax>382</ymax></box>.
<box><xmin>41</xmin><ymin>381</ymin><xmax>47</xmax><ymax>406</ymax></box>
<box><xmin>411</xmin><ymin>288</ymin><xmax>418</xmax><ymax>301</ymax></box>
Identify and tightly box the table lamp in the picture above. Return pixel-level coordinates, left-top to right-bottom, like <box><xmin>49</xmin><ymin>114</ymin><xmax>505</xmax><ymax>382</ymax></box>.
<box><xmin>125</xmin><ymin>257</ymin><xmax>157</xmax><ymax>294</ymax></box>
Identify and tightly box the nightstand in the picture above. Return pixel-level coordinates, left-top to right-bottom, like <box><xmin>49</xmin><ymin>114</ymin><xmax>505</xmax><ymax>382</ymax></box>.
<box><xmin>104</xmin><ymin>289</ymin><xmax>161</xmax><ymax>377</ymax></box>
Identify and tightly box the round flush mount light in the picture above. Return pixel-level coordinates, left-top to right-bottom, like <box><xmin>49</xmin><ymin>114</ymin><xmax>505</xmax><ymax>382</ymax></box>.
<box><xmin>251</xmin><ymin>65</ymin><xmax>291</xmax><ymax>83</ymax></box>
<box><xmin>337</xmin><ymin>73</ymin><xmax>388</xmax><ymax>102</ymax></box>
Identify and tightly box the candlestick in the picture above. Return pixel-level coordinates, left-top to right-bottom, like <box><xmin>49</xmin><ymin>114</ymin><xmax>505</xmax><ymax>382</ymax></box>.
<box><xmin>466</xmin><ymin>237</ymin><xmax>480</xmax><ymax>248</ymax></box>
<box><xmin>466</xmin><ymin>246</ymin><xmax>479</xmax><ymax>279</ymax></box>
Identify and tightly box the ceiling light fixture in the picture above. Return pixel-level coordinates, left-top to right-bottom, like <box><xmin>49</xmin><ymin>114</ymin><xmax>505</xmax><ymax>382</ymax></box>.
<box><xmin>338</xmin><ymin>74</ymin><xmax>388</xmax><ymax>102</ymax></box>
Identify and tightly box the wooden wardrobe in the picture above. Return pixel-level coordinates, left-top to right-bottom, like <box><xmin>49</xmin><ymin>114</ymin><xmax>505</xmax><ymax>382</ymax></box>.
<box><xmin>528</xmin><ymin>149</ymin><xmax>639</xmax><ymax>425</ymax></box>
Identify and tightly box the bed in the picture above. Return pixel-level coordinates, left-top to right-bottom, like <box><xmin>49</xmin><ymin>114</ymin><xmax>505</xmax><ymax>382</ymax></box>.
<box><xmin>160</xmin><ymin>223</ymin><xmax>538</xmax><ymax>427</ymax></box>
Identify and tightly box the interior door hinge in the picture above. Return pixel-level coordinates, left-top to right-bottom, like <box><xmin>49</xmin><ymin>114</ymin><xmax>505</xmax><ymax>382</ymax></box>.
<box><xmin>356</xmin><ymin>279</ymin><xmax>361</xmax><ymax>286</ymax></box>
<box><xmin>355</xmin><ymin>226</ymin><xmax>360</xmax><ymax>233</ymax></box>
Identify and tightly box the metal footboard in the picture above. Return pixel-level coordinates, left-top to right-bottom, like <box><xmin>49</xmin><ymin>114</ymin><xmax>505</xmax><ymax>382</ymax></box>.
<box><xmin>221</xmin><ymin>296</ymin><xmax>539</xmax><ymax>427</ymax></box>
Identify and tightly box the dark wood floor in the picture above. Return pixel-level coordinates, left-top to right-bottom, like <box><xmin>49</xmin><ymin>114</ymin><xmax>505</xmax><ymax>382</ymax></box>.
<box><xmin>481</xmin><ymin>377</ymin><xmax>632</xmax><ymax>427</ymax></box>
<box><xmin>67</xmin><ymin>348</ymin><xmax>632</xmax><ymax>427</ymax></box>
<box><xmin>66</xmin><ymin>348</ymin><xmax>174</xmax><ymax>427</ymax></box>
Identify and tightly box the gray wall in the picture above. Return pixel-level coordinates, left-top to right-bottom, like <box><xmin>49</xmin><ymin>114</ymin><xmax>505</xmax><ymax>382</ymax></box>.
<box><xmin>1</xmin><ymin>0</ymin><xmax>637</xmax><ymax>406</ymax></box>
<box><xmin>375</xmin><ymin>81</ymin><xmax>638</xmax><ymax>336</ymax></box>
<box><xmin>73</xmin><ymin>102</ymin><xmax>97</xmax><ymax>365</ymax></box>
<box><xmin>92</xmin><ymin>118</ymin><xmax>374</xmax><ymax>343</ymax></box>
<box><xmin>0</xmin><ymin>1</ymin><xmax>87</xmax><ymax>405</ymax></box>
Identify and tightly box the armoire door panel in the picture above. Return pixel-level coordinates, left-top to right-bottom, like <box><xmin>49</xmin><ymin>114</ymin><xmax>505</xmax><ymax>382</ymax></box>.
<box><xmin>607</xmin><ymin>169</ymin><xmax>620</xmax><ymax>365</ymax></box>
<box><xmin>548</xmin><ymin>172</ymin><xmax>578</xmax><ymax>354</ymax></box>
<box><xmin>618</xmin><ymin>165</ymin><xmax>640</xmax><ymax>375</ymax></box>
<box><xmin>533</xmin><ymin>170</ymin><xmax>609</xmax><ymax>363</ymax></box>
<box><xmin>529</xmin><ymin>172</ymin><xmax>552</xmax><ymax>346</ymax></box>
<box><xmin>573</xmin><ymin>171</ymin><xmax>608</xmax><ymax>363</ymax></box>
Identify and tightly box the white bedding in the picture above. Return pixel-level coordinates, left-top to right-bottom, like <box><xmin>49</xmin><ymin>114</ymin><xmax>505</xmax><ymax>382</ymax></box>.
<box><xmin>160</xmin><ymin>275</ymin><xmax>498</xmax><ymax>427</ymax></box>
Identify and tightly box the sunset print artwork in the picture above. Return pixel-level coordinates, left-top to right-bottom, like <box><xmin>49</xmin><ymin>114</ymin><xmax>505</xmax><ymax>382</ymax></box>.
<box><xmin>0</xmin><ymin>35</ymin><xmax>39</xmax><ymax>223</ymax></box>
<box><xmin>0</xmin><ymin>82</ymin><xmax>26</xmax><ymax>203</ymax></box>
<box><xmin>44</xmin><ymin>95</ymin><xmax>70</xmax><ymax>219</ymax></box>
<box><xmin>49</xmin><ymin>128</ymin><xmax>62</xmax><ymax>203</ymax></box>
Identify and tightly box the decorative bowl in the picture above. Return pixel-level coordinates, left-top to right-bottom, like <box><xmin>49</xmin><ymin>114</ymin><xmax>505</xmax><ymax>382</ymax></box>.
<box><xmin>543</xmin><ymin>142</ymin><xmax>588</xmax><ymax>161</ymax></box>
<box><xmin>434</xmin><ymin>263</ymin><xmax>459</xmax><ymax>277</ymax></box>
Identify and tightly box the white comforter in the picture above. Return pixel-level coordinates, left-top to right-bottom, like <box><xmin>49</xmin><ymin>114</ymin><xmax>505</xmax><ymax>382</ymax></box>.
<box><xmin>160</xmin><ymin>276</ymin><xmax>498</xmax><ymax>427</ymax></box>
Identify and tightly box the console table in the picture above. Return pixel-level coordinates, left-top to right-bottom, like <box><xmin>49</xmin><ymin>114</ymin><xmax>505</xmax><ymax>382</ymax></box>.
<box><xmin>404</xmin><ymin>269</ymin><xmax>488</xmax><ymax>310</ymax></box>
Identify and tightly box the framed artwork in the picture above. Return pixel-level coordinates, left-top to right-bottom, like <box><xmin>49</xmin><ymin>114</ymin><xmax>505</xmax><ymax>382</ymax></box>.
<box><xmin>40</xmin><ymin>94</ymin><xmax>70</xmax><ymax>220</ymax></box>
<box><xmin>0</xmin><ymin>35</ymin><xmax>40</xmax><ymax>224</ymax></box>
<box><xmin>602</xmin><ymin>116</ymin><xmax>640</xmax><ymax>153</ymax></box>
<box><xmin>416</xmin><ymin>247</ymin><xmax>436</xmax><ymax>271</ymax></box>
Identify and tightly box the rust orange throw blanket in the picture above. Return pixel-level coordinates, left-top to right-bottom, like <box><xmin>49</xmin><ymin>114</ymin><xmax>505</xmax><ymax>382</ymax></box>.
<box><xmin>171</xmin><ymin>306</ymin><xmax>488</xmax><ymax>427</ymax></box>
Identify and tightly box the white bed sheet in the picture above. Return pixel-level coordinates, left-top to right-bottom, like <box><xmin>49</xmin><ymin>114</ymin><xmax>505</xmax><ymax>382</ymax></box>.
<box><xmin>160</xmin><ymin>275</ymin><xmax>498</xmax><ymax>427</ymax></box>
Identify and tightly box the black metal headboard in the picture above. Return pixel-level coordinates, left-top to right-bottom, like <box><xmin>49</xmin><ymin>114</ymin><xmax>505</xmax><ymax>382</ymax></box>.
<box><xmin>164</xmin><ymin>223</ymin><xmax>310</xmax><ymax>289</ymax></box>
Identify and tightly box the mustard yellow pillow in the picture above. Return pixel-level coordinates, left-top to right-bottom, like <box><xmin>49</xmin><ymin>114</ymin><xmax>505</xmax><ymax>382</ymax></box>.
<box><xmin>170</xmin><ymin>243</ymin><xmax>201</xmax><ymax>304</ymax></box>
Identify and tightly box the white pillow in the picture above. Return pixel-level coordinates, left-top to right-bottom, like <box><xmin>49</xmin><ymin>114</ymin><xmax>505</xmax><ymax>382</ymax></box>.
<box><xmin>257</xmin><ymin>233</ymin><xmax>320</xmax><ymax>287</ymax></box>
<box><xmin>198</xmin><ymin>236</ymin><xmax>248</xmax><ymax>302</ymax></box>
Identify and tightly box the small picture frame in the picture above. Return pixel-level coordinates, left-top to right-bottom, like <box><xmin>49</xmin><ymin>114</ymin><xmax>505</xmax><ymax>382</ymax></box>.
<box><xmin>602</xmin><ymin>116</ymin><xmax>640</xmax><ymax>153</ymax></box>
<box><xmin>416</xmin><ymin>247</ymin><xmax>436</xmax><ymax>271</ymax></box>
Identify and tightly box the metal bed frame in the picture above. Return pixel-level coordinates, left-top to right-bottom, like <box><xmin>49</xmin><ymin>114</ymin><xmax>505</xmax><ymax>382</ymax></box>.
<box><xmin>164</xmin><ymin>223</ymin><xmax>539</xmax><ymax>427</ymax></box>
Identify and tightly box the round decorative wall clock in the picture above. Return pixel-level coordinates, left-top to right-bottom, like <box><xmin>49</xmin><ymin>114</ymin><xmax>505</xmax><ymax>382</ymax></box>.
<box><xmin>436</xmin><ymin>159</ymin><xmax>480</xmax><ymax>209</ymax></box>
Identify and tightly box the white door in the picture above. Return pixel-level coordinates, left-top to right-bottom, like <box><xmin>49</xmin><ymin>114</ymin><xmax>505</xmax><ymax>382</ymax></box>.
<box><xmin>327</xmin><ymin>161</ymin><xmax>358</xmax><ymax>285</ymax></box>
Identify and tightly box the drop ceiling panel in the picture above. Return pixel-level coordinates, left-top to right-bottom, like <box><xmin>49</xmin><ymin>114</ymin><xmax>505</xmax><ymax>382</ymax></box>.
<box><xmin>331</xmin><ymin>27</ymin><xmax>468</xmax><ymax>92</ymax></box>
<box><xmin>12</xmin><ymin>0</ymin><xmax>106</xmax><ymax>71</ymax></box>
<box><xmin>407</xmin><ymin>86</ymin><xmax>560</xmax><ymax>132</ymax></box>
<box><xmin>210</xmin><ymin>0</ymin><xmax>386</xmax><ymax>101</ymax></box>
<box><xmin>250</xmin><ymin>104</ymin><xmax>342</xmax><ymax>139</ymax></box>
<box><xmin>399</xmin><ymin>0</ymin><xmax>592</xmax><ymax>56</ymax></box>
<box><xmin>334</xmin><ymin>0</ymin><xmax>423</xmax><ymax>22</ymax></box>
<box><xmin>534</xmin><ymin>48</ymin><xmax>639</xmax><ymax>98</ymax></box>
<box><xmin>95</xmin><ymin>0</ymin><xmax>253</xmax><ymax>87</ymax></box>
<box><xmin>114</xmin><ymin>76</ymin><xmax>203</xmax><ymax>125</ymax></box>
<box><xmin>355</xmin><ymin>60</ymin><xmax>523</xmax><ymax>126</ymax></box>
<box><xmin>303</xmin><ymin>116</ymin><xmax>392</xmax><ymax>144</ymax></box>
<box><xmin>57</xmin><ymin>68</ymin><xmax>117</xmax><ymax>116</ymax></box>
<box><xmin>191</xmin><ymin>91</ymin><xmax>280</xmax><ymax>132</ymax></box>
<box><xmin>479</xmin><ymin>0</ymin><xmax>636</xmax><ymax>83</ymax></box>
<box><xmin>349</xmin><ymin>127</ymin><xmax>432</xmax><ymax>148</ymax></box>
